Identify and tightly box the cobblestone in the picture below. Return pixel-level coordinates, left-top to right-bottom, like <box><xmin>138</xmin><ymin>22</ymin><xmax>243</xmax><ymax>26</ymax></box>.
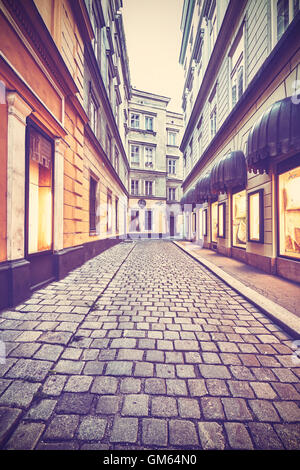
<box><xmin>0</xmin><ymin>240</ymin><xmax>299</xmax><ymax>449</ymax></box>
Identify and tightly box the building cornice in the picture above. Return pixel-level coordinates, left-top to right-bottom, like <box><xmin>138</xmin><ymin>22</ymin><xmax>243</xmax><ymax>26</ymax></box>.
<box><xmin>182</xmin><ymin>11</ymin><xmax>300</xmax><ymax>190</ymax></box>
<box><xmin>85</xmin><ymin>43</ymin><xmax>130</xmax><ymax>171</ymax></box>
<box><xmin>180</xmin><ymin>0</ymin><xmax>247</xmax><ymax>152</ymax></box>
<box><xmin>1</xmin><ymin>0</ymin><xmax>79</xmax><ymax>97</ymax></box>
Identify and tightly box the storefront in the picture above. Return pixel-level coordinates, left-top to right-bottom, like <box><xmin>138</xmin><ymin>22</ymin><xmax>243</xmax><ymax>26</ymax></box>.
<box><xmin>181</xmin><ymin>99</ymin><xmax>300</xmax><ymax>283</ymax></box>
<box><xmin>25</xmin><ymin>121</ymin><xmax>56</xmax><ymax>291</ymax></box>
<box><xmin>246</xmin><ymin>96</ymin><xmax>300</xmax><ymax>281</ymax></box>
<box><xmin>278</xmin><ymin>157</ymin><xmax>300</xmax><ymax>260</ymax></box>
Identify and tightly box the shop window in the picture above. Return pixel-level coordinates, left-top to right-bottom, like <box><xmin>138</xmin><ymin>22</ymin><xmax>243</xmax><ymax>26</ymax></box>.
<box><xmin>89</xmin><ymin>176</ymin><xmax>97</xmax><ymax>233</ymax></box>
<box><xmin>107</xmin><ymin>191</ymin><xmax>112</xmax><ymax>233</ymax></box>
<box><xmin>248</xmin><ymin>189</ymin><xmax>264</xmax><ymax>243</ymax></box>
<box><xmin>192</xmin><ymin>212</ymin><xmax>197</xmax><ymax>233</ymax></box>
<box><xmin>211</xmin><ymin>201</ymin><xmax>218</xmax><ymax>243</ymax></box>
<box><xmin>232</xmin><ymin>190</ymin><xmax>247</xmax><ymax>248</ymax></box>
<box><xmin>218</xmin><ymin>202</ymin><xmax>226</xmax><ymax>238</ymax></box>
<box><xmin>278</xmin><ymin>161</ymin><xmax>300</xmax><ymax>259</ymax></box>
<box><xmin>203</xmin><ymin>209</ymin><xmax>207</xmax><ymax>236</ymax></box>
<box><xmin>130</xmin><ymin>210</ymin><xmax>140</xmax><ymax>232</ymax></box>
<box><xmin>115</xmin><ymin>197</ymin><xmax>119</xmax><ymax>232</ymax></box>
<box><xmin>28</xmin><ymin>128</ymin><xmax>53</xmax><ymax>254</ymax></box>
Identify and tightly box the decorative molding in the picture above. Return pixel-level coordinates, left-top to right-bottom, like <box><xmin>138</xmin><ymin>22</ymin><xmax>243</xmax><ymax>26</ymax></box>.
<box><xmin>2</xmin><ymin>0</ymin><xmax>78</xmax><ymax>96</ymax></box>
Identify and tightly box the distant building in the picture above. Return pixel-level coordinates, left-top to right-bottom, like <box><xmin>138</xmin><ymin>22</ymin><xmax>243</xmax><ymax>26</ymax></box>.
<box><xmin>179</xmin><ymin>0</ymin><xmax>300</xmax><ymax>283</ymax></box>
<box><xmin>127</xmin><ymin>88</ymin><xmax>184</xmax><ymax>238</ymax></box>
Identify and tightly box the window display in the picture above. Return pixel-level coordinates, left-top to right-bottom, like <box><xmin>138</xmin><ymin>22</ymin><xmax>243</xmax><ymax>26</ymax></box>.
<box><xmin>232</xmin><ymin>190</ymin><xmax>246</xmax><ymax>248</ymax></box>
<box><xmin>28</xmin><ymin>128</ymin><xmax>53</xmax><ymax>254</ymax></box>
<box><xmin>279</xmin><ymin>165</ymin><xmax>300</xmax><ymax>259</ymax></box>
<box><xmin>192</xmin><ymin>212</ymin><xmax>197</xmax><ymax>234</ymax></box>
<box><xmin>211</xmin><ymin>201</ymin><xmax>218</xmax><ymax>243</ymax></box>
<box><xmin>218</xmin><ymin>203</ymin><xmax>226</xmax><ymax>238</ymax></box>
<box><xmin>203</xmin><ymin>209</ymin><xmax>207</xmax><ymax>236</ymax></box>
<box><xmin>248</xmin><ymin>189</ymin><xmax>264</xmax><ymax>243</ymax></box>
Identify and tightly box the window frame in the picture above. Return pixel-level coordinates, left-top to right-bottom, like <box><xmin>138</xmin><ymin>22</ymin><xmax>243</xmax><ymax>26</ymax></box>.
<box><xmin>130</xmin><ymin>113</ymin><xmax>140</xmax><ymax>129</ymax></box>
<box><xmin>218</xmin><ymin>202</ymin><xmax>226</xmax><ymax>239</ymax></box>
<box><xmin>145</xmin><ymin>146</ymin><xmax>154</xmax><ymax>167</ymax></box>
<box><xmin>145</xmin><ymin>180</ymin><xmax>153</xmax><ymax>196</ymax></box>
<box><xmin>168</xmin><ymin>159</ymin><xmax>176</xmax><ymax>175</ymax></box>
<box><xmin>107</xmin><ymin>190</ymin><xmax>112</xmax><ymax>233</ymax></box>
<box><xmin>271</xmin><ymin>0</ymin><xmax>298</xmax><ymax>47</ymax></box>
<box><xmin>203</xmin><ymin>208</ymin><xmax>208</xmax><ymax>236</ymax></box>
<box><xmin>25</xmin><ymin>122</ymin><xmax>54</xmax><ymax>255</ymax></box>
<box><xmin>89</xmin><ymin>175</ymin><xmax>98</xmax><ymax>234</ymax></box>
<box><xmin>232</xmin><ymin>188</ymin><xmax>247</xmax><ymax>249</ymax></box>
<box><xmin>229</xmin><ymin>24</ymin><xmax>245</xmax><ymax>110</ymax></box>
<box><xmin>145</xmin><ymin>115</ymin><xmax>154</xmax><ymax>131</ymax></box>
<box><xmin>277</xmin><ymin>155</ymin><xmax>300</xmax><ymax>260</ymax></box>
<box><xmin>130</xmin><ymin>144</ymin><xmax>140</xmax><ymax>165</ymax></box>
<box><xmin>209</xmin><ymin>87</ymin><xmax>217</xmax><ymax>139</ymax></box>
<box><xmin>115</xmin><ymin>197</ymin><xmax>119</xmax><ymax>233</ymax></box>
<box><xmin>130</xmin><ymin>179</ymin><xmax>139</xmax><ymax>196</ymax></box>
<box><xmin>168</xmin><ymin>131</ymin><xmax>177</xmax><ymax>146</ymax></box>
<box><xmin>130</xmin><ymin>209</ymin><xmax>140</xmax><ymax>232</ymax></box>
<box><xmin>145</xmin><ymin>209</ymin><xmax>153</xmax><ymax>231</ymax></box>
<box><xmin>168</xmin><ymin>187</ymin><xmax>176</xmax><ymax>201</ymax></box>
<box><xmin>248</xmin><ymin>189</ymin><xmax>264</xmax><ymax>243</ymax></box>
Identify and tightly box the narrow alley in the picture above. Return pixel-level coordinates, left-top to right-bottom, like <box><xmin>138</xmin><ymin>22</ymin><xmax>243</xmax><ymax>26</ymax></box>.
<box><xmin>0</xmin><ymin>241</ymin><xmax>299</xmax><ymax>450</ymax></box>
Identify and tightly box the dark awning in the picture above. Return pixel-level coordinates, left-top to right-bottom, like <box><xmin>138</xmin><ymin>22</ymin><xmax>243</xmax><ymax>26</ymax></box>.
<box><xmin>195</xmin><ymin>173</ymin><xmax>212</xmax><ymax>202</ymax></box>
<box><xmin>185</xmin><ymin>187</ymin><xmax>197</xmax><ymax>204</ymax></box>
<box><xmin>180</xmin><ymin>188</ymin><xmax>196</xmax><ymax>210</ymax></box>
<box><xmin>246</xmin><ymin>97</ymin><xmax>300</xmax><ymax>174</ymax></box>
<box><xmin>210</xmin><ymin>150</ymin><xmax>247</xmax><ymax>194</ymax></box>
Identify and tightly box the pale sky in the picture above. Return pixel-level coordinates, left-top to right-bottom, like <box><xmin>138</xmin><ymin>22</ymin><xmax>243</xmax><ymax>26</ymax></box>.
<box><xmin>121</xmin><ymin>0</ymin><xmax>185</xmax><ymax>114</ymax></box>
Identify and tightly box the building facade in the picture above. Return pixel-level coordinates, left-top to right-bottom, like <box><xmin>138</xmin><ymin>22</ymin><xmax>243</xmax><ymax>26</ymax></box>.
<box><xmin>127</xmin><ymin>88</ymin><xmax>184</xmax><ymax>238</ymax></box>
<box><xmin>179</xmin><ymin>0</ymin><xmax>300</xmax><ymax>283</ymax></box>
<box><xmin>0</xmin><ymin>0</ymin><xmax>131</xmax><ymax>309</ymax></box>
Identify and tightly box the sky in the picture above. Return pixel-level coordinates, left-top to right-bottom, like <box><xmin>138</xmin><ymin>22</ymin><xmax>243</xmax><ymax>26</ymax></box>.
<box><xmin>121</xmin><ymin>0</ymin><xmax>185</xmax><ymax>114</ymax></box>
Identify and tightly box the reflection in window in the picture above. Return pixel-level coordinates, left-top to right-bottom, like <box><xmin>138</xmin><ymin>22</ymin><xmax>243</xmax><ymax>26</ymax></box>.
<box><xmin>130</xmin><ymin>210</ymin><xmax>140</xmax><ymax>232</ymax></box>
<box><xmin>145</xmin><ymin>210</ymin><xmax>152</xmax><ymax>231</ymax></box>
<box><xmin>248</xmin><ymin>190</ymin><xmax>264</xmax><ymax>243</ymax></box>
<box><xmin>211</xmin><ymin>201</ymin><xmax>218</xmax><ymax>243</ymax></box>
<box><xmin>89</xmin><ymin>177</ymin><xmax>97</xmax><ymax>233</ymax></box>
<box><xmin>232</xmin><ymin>190</ymin><xmax>247</xmax><ymax>248</ymax></box>
<box><xmin>107</xmin><ymin>192</ymin><xmax>112</xmax><ymax>233</ymax></box>
<box><xmin>218</xmin><ymin>203</ymin><xmax>225</xmax><ymax>238</ymax></box>
<box><xmin>203</xmin><ymin>209</ymin><xmax>207</xmax><ymax>236</ymax></box>
<box><xmin>279</xmin><ymin>165</ymin><xmax>300</xmax><ymax>259</ymax></box>
<box><xmin>277</xmin><ymin>0</ymin><xmax>289</xmax><ymax>40</ymax></box>
<box><xmin>28</xmin><ymin>129</ymin><xmax>52</xmax><ymax>253</ymax></box>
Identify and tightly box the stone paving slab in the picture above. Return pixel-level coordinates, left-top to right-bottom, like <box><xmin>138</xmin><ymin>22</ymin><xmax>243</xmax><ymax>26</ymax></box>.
<box><xmin>0</xmin><ymin>240</ymin><xmax>300</xmax><ymax>450</ymax></box>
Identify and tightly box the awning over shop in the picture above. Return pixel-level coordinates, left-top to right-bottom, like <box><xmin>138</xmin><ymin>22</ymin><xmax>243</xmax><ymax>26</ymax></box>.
<box><xmin>180</xmin><ymin>188</ymin><xmax>196</xmax><ymax>210</ymax></box>
<box><xmin>185</xmin><ymin>187</ymin><xmax>197</xmax><ymax>204</ymax></box>
<box><xmin>195</xmin><ymin>173</ymin><xmax>212</xmax><ymax>202</ymax></box>
<box><xmin>210</xmin><ymin>151</ymin><xmax>247</xmax><ymax>194</ymax></box>
<box><xmin>246</xmin><ymin>97</ymin><xmax>300</xmax><ymax>174</ymax></box>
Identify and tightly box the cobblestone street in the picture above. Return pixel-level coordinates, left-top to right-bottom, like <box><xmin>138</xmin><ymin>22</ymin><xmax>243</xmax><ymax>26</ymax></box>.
<box><xmin>0</xmin><ymin>240</ymin><xmax>300</xmax><ymax>450</ymax></box>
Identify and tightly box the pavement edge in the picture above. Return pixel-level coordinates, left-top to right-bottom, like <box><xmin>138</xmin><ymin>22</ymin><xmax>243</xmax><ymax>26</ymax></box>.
<box><xmin>173</xmin><ymin>240</ymin><xmax>300</xmax><ymax>340</ymax></box>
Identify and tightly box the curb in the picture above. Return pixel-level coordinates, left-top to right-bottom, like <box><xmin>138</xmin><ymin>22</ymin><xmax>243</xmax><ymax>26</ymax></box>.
<box><xmin>173</xmin><ymin>241</ymin><xmax>300</xmax><ymax>339</ymax></box>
